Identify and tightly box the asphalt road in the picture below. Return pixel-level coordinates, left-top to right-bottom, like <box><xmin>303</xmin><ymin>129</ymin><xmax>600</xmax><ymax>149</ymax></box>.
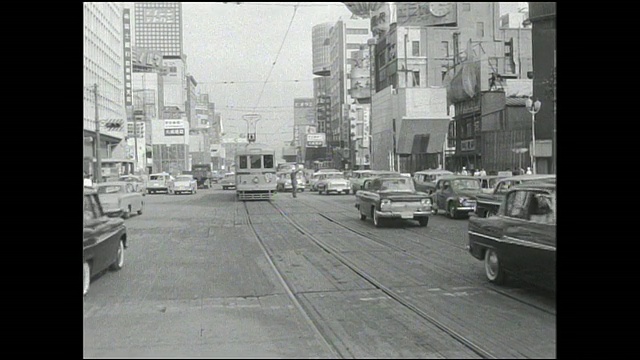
<box><xmin>83</xmin><ymin>186</ymin><xmax>556</xmax><ymax>358</ymax></box>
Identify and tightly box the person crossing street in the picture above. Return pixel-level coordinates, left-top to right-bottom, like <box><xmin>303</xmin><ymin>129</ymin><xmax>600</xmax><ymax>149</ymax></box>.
<box><xmin>290</xmin><ymin>164</ymin><xmax>302</xmax><ymax>198</ymax></box>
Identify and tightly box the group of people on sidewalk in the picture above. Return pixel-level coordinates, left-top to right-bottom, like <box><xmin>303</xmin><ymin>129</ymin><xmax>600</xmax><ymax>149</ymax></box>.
<box><xmin>457</xmin><ymin>166</ymin><xmax>532</xmax><ymax>176</ymax></box>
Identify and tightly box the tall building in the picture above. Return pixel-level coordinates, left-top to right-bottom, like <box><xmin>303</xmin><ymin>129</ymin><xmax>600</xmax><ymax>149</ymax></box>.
<box><xmin>83</xmin><ymin>2</ymin><xmax>127</xmax><ymax>178</ymax></box>
<box><xmin>312</xmin><ymin>23</ymin><xmax>333</xmax><ymax>76</ymax></box>
<box><xmin>327</xmin><ymin>18</ymin><xmax>371</xmax><ymax>170</ymax></box>
<box><xmin>133</xmin><ymin>2</ymin><xmax>183</xmax><ymax>59</ymax></box>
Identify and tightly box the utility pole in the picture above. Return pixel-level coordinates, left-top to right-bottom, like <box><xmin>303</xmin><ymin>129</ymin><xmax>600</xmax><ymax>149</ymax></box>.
<box><xmin>94</xmin><ymin>83</ymin><xmax>102</xmax><ymax>183</ymax></box>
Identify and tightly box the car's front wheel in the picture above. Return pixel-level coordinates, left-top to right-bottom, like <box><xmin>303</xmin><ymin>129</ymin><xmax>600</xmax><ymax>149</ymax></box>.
<box><xmin>137</xmin><ymin>202</ymin><xmax>143</xmax><ymax>215</ymax></box>
<box><xmin>110</xmin><ymin>239</ymin><xmax>125</xmax><ymax>271</ymax></box>
<box><xmin>83</xmin><ymin>261</ymin><xmax>90</xmax><ymax>296</ymax></box>
<box><xmin>448</xmin><ymin>202</ymin><xmax>457</xmax><ymax>219</ymax></box>
<box><xmin>373</xmin><ymin>208</ymin><xmax>383</xmax><ymax>227</ymax></box>
<box><xmin>418</xmin><ymin>217</ymin><xmax>429</xmax><ymax>227</ymax></box>
<box><xmin>484</xmin><ymin>248</ymin><xmax>506</xmax><ymax>284</ymax></box>
<box><xmin>123</xmin><ymin>205</ymin><xmax>131</xmax><ymax>219</ymax></box>
<box><xmin>359</xmin><ymin>211</ymin><xmax>366</xmax><ymax>220</ymax></box>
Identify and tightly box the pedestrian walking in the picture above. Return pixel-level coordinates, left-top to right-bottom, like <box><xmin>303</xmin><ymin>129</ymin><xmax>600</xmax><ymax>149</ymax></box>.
<box><xmin>526</xmin><ymin>167</ymin><xmax>532</xmax><ymax>175</ymax></box>
<box><xmin>480</xmin><ymin>168</ymin><xmax>487</xmax><ymax>176</ymax></box>
<box><xmin>290</xmin><ymin>164</ymin><xmax>302</xmax><ymax>198</ymax></box>
<box><xmin>461</xmin><ymin>166</ymin><xmax>468</xmax><ymax>176</ymax></box>
<box><xmin>473</xmin><ymin>169</ymin><xmax>481</xmax><ymax>177</ymax></box>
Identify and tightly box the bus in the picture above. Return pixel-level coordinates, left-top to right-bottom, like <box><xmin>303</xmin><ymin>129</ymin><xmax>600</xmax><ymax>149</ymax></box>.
<box><xmin>235</xmin><ymin>143</ymin><xmax>277</xmax><ymax>200</ymax></box>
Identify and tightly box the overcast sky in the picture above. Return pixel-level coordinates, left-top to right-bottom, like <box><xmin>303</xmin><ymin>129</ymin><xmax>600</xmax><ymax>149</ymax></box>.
<box><xmin>177</xmin><ymin>2</ymin><xmax>528</xmax><ymax>147</ymax></box>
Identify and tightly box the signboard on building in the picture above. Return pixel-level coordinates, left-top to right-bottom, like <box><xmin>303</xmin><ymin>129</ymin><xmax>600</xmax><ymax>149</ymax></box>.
<box><xmin>306</xmin><ymin>133</ymin><xmax>326</xmax><ymax>148</ymax></box>
<box><xmin>371</xmin><ymin>3</ymin><xmax>392</xmax><ymax>38</ymax></box>
<box><xmin>122</xmin><ymin>9</ymin><xmax>132</xmax><ymax>108</ymax></box>
<box><xmin>132</xmin><ymin>47</ymin><xmax>163</xmax><ymax>72</ymax></box>
<box><xmin>294</xmin><ymin>98</ymin><xmax>315</xmax><ymax>127</ymax></box>
<box><xmin>395</xmin><ymin>2</ymin><xmax>457</xmax><ymax>26</ymax></box>
<box><xmin>143</xmin><ymin>8</ymin><xmax>177</xmax><ymax>23</ymax></box>
<box><xmin>460</xmin><ymin>139</ymin><xmax>476</xmax><ymax>152</ymax></box>
<box><xmin>165</xmin><ymin>128</ymin><xmax>185</xmax><ymax>136</ymax></box>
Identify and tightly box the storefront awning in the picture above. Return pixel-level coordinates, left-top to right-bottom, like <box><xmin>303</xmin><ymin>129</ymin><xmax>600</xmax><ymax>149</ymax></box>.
<box><xmin>397</xmin><ymin>118</ymin><xmax>450</xmax><ymax>155</ymax></box>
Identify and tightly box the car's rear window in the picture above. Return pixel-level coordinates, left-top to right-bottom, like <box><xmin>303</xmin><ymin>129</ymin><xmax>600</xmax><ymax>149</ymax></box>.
<box><xmin>150</xmin><ymin>175</ymin><xmax>164</xmax><ymax>181</ymax></box>
<box><xmin>97</xmin><ymin>185</ymin><xmax>122</xmax><ymax>194</ymax></box>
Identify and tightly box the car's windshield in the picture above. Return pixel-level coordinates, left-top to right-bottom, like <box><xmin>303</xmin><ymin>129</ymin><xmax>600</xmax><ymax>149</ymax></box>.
<box><xmin>97</xmin><ymin>185</ymin><xmax>123</xmax><ymax>194</ymax></box>
<box><xmin>150</xmin><ymin>175</ymin><xmax>164</xmax><ymax>181</ymax></box>
<box><xmin>379</xmin><ymin>178</ymin><xmax>415</xmax><ymax>192</ymax></box>
<box><xmin>176</xmin><ymin>176</ymin><xmax>192</xmax><ymax>181</ymax></box>
<box><xmin>452</xmin><ymin>179</ymin><xmax>481</xmax><ymax>190</ymax></box>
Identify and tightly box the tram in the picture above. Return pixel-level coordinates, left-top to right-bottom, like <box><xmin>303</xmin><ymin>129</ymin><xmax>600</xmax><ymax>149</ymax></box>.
<box><xmin>235</xmin><ymin>143</ymin><xmax>277</xmax><ymax>200</ymax></box>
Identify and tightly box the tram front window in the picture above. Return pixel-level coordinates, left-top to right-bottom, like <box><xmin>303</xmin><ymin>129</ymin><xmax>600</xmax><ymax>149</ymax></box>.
<box><xmin>250</xmin><ymin>155</ymin><xmax>262</xmax><ymax>169</ymax></box>
<box><xmin>239</xmin><ymin>156</ymin><xmax>248</xmax><ymax>169</ymax></box>
<box><xmin>264</xmin><ymin>155</ymin><xmax>274</xmax><ymax>169</ymax></box>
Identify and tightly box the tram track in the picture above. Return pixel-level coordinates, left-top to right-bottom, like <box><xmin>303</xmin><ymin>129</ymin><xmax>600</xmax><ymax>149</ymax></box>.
<box><xmin>240</xmin><ymin>201</ymin><xmax>344</xmax><ymax>359</ymax></box>
<box><xmin>262</xmin><ymin>200</ymin><xmax>498</xmax><ymax>359</ymax></box>
<box><xmin>305</xmin><ymin>195</ymin><xmax>556</xmax><ymax>316</ymax></box>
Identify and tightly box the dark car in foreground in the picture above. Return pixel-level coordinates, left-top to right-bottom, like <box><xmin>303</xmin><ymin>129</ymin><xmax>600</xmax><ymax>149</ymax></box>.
<box><xmin>467</xmin><ymin>182</ymin><xmax>556</xmax><ymax>290</ymax></box>
<box><xmin>84</xmin><ymin>187</ymin><xmax>128</xmax><ymax>296</ymax></box>
<box><xmin>355</xmin><ymin>176</ymin><xmax>431</xmax><ymax>227</ymax></box>
<box><xmin>475</xmin><ymin>174</ymin><xmax>556</xmax><ymax>218</ymax></box>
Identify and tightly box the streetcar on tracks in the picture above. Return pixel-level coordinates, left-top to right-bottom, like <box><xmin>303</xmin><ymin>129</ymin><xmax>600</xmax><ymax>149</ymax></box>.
<box><xmin>234</xmin><ymin>143</ymin><xmax>277</xmax><ymax>200</ymax></box>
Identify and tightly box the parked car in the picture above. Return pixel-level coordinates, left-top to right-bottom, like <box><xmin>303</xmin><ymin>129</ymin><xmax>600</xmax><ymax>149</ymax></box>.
<box><xmin>355</xmin><ymin>176</ymin><xmax>431</xmax><ymax>227</ymax></box>
<box><xmin>413</xmin><ymin>169</ymin><xmax>454</xmax><ymax>195</ymax></box>
<box><xmin>169</xmin><ymin>174</ymin><xmax>198</xmax><ymax>195</ymax></box>
<box><xmin>84</xmin><ymin>187</ymin><xmax>127</xmax><ymax>296</ymax></box>
<box><xmin>475</xmin><ymin>174</ymin><xmax>556</xmax><ymax>218</ymax></box>
<box><xmin>467</xmin><ymin>182</ymin><xmax>556</xmax><ymax>290</ymax></box>
<box><xmin>351</xmin><ymin>170</ymin><xmax>399</xmax><ymax>194</ymax></box>
<box><xmin>316</xmin><ymin>175</ymin><xmax>351</xmax><ymax>195</ymax></box>
<box><xmin>96</xmin><ymin>181</ymin><xmax>144</xmax><ymax>219</ymax></box>
<box><xmin>147</xmin><ymin>172</ymin><xmax>174</xmax><ymax>194</ymax></box>
<box><xmin>220</xmin><ymin>172</ymin><xmax>236</xmax><ymax>190</ymax></box>
<box><xmin>119</xmin><ymin>175</ymin><xmax>146</xmax><ymax>195</ymax></box>
<box><xmin>431</xmin><ymin>176</ymin><xmax>482</xmax><ymax>219</ymax></box>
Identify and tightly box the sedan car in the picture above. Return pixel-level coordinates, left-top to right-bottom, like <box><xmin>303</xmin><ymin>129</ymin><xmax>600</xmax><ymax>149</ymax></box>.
<box><xmin>317</xmin><ymin>176</ymin><xmax>351</xmax><ymax>195</ymax></box>
<box><xmin>96</xmin><ymin>181</ymin><xmax>144</xmax><ymax>219</ymax></box>
<box><xmin>355</xmin><ymin>176</ymin><xmax>431</xmax><ymax>227</ymax></box>
<box><xmin>475</xmin><ymin>174</ymin><xmax>556</xmax><ymax>218</ymax></box>
<box><xmin>119</xmin><ymin>175</ymin><xmax>146</xmax><ymax>195</ymax></box>
<box><xmin>431</xmin><ymin>176</ymin><xmax>482</xmax><ymax>219</ymax></box>
<box><xmin>220</xmin><ymin>173</ymin><xmax>236</xmax><ymax>190</ymax></box>
<box><xmin>412</xmin><ymin>169</ymin><xmax>454</xmax><ymax>195</ymax></box>
<box><xmin>350</xmin><ymin>170</ymin><xmax>399</xmax><ymax>194</ymax></box>
<box><xmin>84</xmin><ymin>187</ymin><xmax>127</xmax><ymax>296</ymax></box>
<box><xmin>169</xmin><ymin>174</ymin><xmax>197</xmax><ymax>195</ymax></box>
<box><xmin>276</xmin><ymin>172</ymin><xmax>305</xmax><ymax>192</ymax></box>
<box><xmin>467</xmin><ymin>182</ymin><xmax>556</xmax><ymax>290</ymax></box>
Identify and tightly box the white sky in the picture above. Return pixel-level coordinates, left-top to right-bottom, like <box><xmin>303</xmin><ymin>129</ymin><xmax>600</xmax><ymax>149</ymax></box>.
<box><xmin>167</xmin><ymin>2</ymin><xmax>528</xmax><ymax>147</ymax></box>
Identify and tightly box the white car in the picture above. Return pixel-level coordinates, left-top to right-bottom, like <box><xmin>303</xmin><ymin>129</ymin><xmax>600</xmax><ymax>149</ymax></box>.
<box><xmin>169</xmin><ymin>174</ymin><xmax>197</xmax><ymax>195</ymax></box>
<box><xmin>316</xmin><ymin>177</ymin><xmax>351</xmax><ymax>195</ymax></box>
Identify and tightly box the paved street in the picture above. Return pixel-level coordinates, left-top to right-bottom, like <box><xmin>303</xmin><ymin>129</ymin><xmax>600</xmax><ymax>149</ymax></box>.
<box><xmin>83</xmin><ymin>186</ymin><xmax>556</xmax><ymax>358</ymax></box>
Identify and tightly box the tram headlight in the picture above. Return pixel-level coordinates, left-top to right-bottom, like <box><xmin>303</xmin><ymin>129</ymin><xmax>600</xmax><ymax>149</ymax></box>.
<box><xmin>252</xmin><ymin>176</ymin><xmax>259</xmax><ymax>184</ymax></box>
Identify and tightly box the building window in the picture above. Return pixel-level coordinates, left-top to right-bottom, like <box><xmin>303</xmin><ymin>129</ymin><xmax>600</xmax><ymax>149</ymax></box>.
<box><xmin>476</xmin><ymin>22</ymin><xmax>485</xmax><ymax>37</ymax></box>
<box><xmin>412</xmin><ymin>71</ymin><xmax>420</xmax><ymax>86</ymax></box>
<box><xmin>346</xmin><ymin>28</ymin><xmax>368</xmax><ymax>35</ymax></box>
<box><xmin>463</xmin><ymin>3</ymin><xmax>471</xmax><ymax>11</ymax></box>
<box><xmin>412</xmin><ymin>41</ymin><xmax>420</xmax><ymax>56</ymax></box>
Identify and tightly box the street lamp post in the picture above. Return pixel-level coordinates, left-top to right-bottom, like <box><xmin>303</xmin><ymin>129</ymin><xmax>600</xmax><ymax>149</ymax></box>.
<box><xmin>525</xmin><ymin>98</ymin><xmax>542</xmax><ymax>174</ymax></box>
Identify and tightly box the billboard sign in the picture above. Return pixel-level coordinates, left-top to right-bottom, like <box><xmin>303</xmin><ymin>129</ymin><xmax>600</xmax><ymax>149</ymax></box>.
<box><xmin>395</xmin><ymin>2</ymin><xmax>457</xmax><ymax>27</ymax></box>
<box><xmin>164</xmin><ymin>128</ymin><xmax>185</xmax><ymax>136</ymax></box>
<box><xmin>143</xmin><ymin>8</ymin><xmax>178</xmax><ymax>23</ymax></box>
<box><xmin>306</xmin><ymin>133</ymin><xmax>326</xmax><ymax>148</ymax></box>
<box><xmin>132</xmin><ymin>47</ymin><xmax>163</xmax><ymax>72</ymax></box>
<box><xmin>122</xmin><ymin>9</ymin><xmax>132</xmax><ymax>108</ymax></box>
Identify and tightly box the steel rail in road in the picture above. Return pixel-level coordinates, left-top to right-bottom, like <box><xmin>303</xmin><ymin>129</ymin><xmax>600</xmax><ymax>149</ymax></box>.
<box><xmin>241</xmin><ymin>201</ymin><xmax>344</xmax><ymax>359</ymax></box>
<box><xmin>302</xmin><ymin>195</ymin><xmax>556</xmax><ymax>317</ymax></box>
<box><xmin>266</xmin><ymin>200</ymin><xmax>498</xmax><ymax>360</ymax></box>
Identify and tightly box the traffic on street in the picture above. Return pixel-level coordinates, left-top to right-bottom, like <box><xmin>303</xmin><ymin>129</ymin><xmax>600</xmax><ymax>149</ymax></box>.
<box><xmin>84</xmin><ymin>183</ymin><xmax>555</xmax><ymax>358</ymax></box>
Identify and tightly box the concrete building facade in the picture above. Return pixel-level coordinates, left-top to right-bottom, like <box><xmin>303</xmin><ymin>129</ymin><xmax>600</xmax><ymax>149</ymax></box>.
<box><xmin>83</xmin><ymin>2</ymin><xmax>127</xmax><ymax>178</ymax></box>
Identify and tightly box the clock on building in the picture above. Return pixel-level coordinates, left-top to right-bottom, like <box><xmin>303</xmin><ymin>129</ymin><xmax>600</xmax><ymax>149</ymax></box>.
<box><xmin>429</xmin><ymin>2</ymin><xmax>451</xmax><ymax>17</ymax></box>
